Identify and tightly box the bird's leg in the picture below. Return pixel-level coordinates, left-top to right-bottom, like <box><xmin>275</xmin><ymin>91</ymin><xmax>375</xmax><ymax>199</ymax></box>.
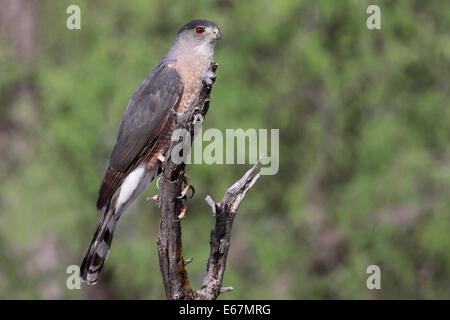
<box><xmin>147</xmin><ymin>155</ymin><xmax>164</xmax><ymax>202</ymax></box>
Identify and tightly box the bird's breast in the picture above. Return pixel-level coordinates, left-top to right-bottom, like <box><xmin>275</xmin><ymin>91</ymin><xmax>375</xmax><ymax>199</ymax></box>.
<box><xmin>145</xmin><ymin>57</ymin><xmax>210</xmax><ymax>171</ymax></box>
<box><xmin>175</xmin><ymin>55</ymin><xmax>211</xmax><ymax>112</ymax></box>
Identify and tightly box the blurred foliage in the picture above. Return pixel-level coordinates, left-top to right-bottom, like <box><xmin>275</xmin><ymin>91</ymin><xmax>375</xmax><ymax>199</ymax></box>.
<box><xmin>0</xmin><ymin>0</ymin><xmax>449</xmax><ymax>299</ymax></box>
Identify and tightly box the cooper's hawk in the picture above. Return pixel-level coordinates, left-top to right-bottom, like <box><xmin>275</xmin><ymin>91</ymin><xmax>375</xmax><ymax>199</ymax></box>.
<box><xmin>80</xmin><ymin>20</ymin><xmax>221</xmax><ymax>284</ymax></box>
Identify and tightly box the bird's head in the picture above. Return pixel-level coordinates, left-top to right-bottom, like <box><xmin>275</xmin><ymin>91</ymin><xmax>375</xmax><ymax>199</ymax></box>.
<box><xmin>175</xmin><ymin>19</ymin><xmax>221</xmax><ymax>49</ymax></box>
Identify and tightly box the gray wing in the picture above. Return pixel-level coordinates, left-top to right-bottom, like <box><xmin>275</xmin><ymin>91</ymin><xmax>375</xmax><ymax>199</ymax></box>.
<box><xmin>96</xmin><ymin>62</ymin><xmax>183</xmax><ymax>210</ymax></box>
<box><xmin>109</xmin><ymin>63</ymin><xmax>183</xmax><ymax>171</ymax></box>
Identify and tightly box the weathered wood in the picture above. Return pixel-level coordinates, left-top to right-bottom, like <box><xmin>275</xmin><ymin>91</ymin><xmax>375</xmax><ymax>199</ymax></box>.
<box><xmin>195</xmin><ymin>160</ymin><xmax>261</xmax><ymax>300</ymax></box>
<box><xmin>156</xmin><ymin>61</ymin><xmax>261</xmax><ymax>300</ymax></box>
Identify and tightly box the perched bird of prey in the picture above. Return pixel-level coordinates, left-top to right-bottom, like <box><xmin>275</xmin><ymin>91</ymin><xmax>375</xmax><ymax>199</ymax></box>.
<box><xmin>80</xmin><ymin>19</ymin><xmax>221</xmax><ymax>284</ymax></box>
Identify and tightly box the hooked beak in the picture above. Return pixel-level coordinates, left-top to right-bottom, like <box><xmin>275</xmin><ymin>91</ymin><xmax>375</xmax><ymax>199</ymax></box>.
<box><xmin>211</xmin><ymin>27</ymin><xmax>221</xmax><ymax>41</ymax></box>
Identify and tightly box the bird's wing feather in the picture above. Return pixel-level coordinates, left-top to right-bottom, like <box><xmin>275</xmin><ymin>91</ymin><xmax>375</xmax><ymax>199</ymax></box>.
<box><xmin>96</xmin><ymin>62</ymin><xmax>183</xmax><ymax>210</ymax></box>
<box><xmin>110</xmin><ymin>62</ymin><xmax>183</xmax><ymax>171</ymax></box>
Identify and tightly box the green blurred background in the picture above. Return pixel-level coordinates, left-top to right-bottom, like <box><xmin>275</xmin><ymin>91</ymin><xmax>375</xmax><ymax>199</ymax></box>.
<box><xmin>0</xmin><ymin>0</ymin><xmax>449</xmax><ymax>299</ymax></box>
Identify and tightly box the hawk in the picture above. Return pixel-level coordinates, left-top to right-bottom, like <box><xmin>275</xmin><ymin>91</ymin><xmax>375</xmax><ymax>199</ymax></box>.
<box><xmin>80</xmin><ymin>20</ymin><xmax>221</xmax><ymax>284</ymax></box>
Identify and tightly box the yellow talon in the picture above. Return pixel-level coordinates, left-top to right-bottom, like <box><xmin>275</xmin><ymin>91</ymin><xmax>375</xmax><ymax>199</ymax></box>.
<box><xmin>177</xmin><ymin>175</ymin><xmax>195</xmax><ymax>199</ymax></box>
<box><xmin>178</xmin><ymin>205</ymin><xmax>186</xmax><ymax>219</ymax></box>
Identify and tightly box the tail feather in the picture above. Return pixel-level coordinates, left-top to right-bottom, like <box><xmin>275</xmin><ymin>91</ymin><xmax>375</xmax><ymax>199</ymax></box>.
<box><xmin>80</xmin><ymin>204</ymin><xmax>117</xmax><ymax>284</ymax></box>
<box><xmin>81</xmin><ymin>166</ymin><xmax>158</xmax><ymax>284</ymax></box>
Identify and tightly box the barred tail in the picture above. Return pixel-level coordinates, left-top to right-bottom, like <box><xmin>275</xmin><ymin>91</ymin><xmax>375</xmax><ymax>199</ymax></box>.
<box><xmin>80</xmin><ymin>204</ymin><xmax>117</xmax><ymax>285</ymax></box>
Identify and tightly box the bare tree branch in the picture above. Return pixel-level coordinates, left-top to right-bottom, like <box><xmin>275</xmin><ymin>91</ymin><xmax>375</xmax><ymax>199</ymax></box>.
<box><xmin>155</xmin><ymin>61</ymin><xmax>261</xmax><ymax>300</ymax></box>
<box><xmin>195</xmin><ymin>159</ymin><xmax>261</xmax><ymax>300</ymax></box>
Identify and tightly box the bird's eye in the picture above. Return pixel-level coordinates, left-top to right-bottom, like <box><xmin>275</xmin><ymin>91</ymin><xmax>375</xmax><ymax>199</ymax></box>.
<box><xmin>196</xmin><ymin>27</ymin><xmax>205</xmax><ymax>34</ymax></box>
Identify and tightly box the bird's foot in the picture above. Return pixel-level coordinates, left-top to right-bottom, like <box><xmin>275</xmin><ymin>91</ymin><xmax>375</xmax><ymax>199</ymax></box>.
<box><xmin>176</xmin><ymin>175</ymin><xmax>195</xmax><ymax>200</ymax></box>
<box><xmin>178</xmin><ymin>204</ymin><xmax>187</xmax><ymax>220</ymax></box>
<box><xmin>202</xmin><ymin>70</ymin><xmax>216</xmax><ymax>87</ymax></box>
<box><xmin>176</xmin><ymin>175</ymin><xmax>195</xmax><ymax>220</ymax></box>
<box><xmin>146</xmin><ymin>194</ymin><xmax>158</xmax><ymax>202</ymax></box>
<box><xmin>156</xmin><ymin>152</ymin><xmax>165</xmax><ymax>163</ymax></box>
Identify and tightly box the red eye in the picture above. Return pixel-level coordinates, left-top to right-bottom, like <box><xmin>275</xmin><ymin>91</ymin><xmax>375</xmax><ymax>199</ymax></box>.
<box><xmin>196</xmin><ymin>27</ymin><xmax>205</xmax><ymax>34</ymax></box>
